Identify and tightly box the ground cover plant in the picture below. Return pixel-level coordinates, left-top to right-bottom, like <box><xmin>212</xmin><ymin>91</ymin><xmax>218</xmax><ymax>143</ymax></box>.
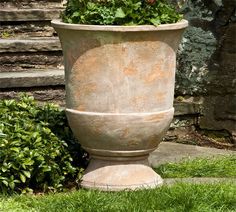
<box><xmin>0</xmin><ymin>95</ymin><xmax>86</xmax><ymax>194</ymax></box>
<box><xmin>155</xmin><ymin>155</ymin><xmax>236</xmax><ymax>178</ymax></box>
<box><xmin>62</xmin><ymin>0</ymin><xmax>183</xmax><ymax>26</ymax></box>
<box><xmin>0</xmin><ymin>183</ymin><xmax>235</xmax><ymax>212</ymax></box>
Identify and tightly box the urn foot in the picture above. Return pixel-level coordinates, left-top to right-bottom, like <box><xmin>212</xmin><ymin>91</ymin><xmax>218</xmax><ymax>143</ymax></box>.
<box><xmin>81</xmin><ymin>158</ymin><xmax>163</xmax><ymax>191</ymax></box>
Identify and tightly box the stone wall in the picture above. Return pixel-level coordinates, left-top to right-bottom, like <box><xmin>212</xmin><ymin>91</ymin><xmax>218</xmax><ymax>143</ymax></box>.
<box><xmin>172</xmin><ymin>0</ymin><xmax>236</xmax><ymax>143</ymax></box>
<box><xmin>0</xmin><ymin>0</ymin><xmax>235</xmax><ymax>146</ymax></box>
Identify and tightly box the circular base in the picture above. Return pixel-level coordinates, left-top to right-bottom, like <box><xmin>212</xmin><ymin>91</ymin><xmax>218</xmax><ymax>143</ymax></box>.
<box><xmin>81</xmin><ymin>158</ymin><xmax>163</xmax><ymax>191</ymax></box>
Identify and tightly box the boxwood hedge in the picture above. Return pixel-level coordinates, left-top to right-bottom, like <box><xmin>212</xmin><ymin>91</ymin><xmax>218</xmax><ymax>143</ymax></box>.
<box><xmin>0</xmin><ymin>94</ymin><xmax>87</xmax><ymax>194</ymax></box>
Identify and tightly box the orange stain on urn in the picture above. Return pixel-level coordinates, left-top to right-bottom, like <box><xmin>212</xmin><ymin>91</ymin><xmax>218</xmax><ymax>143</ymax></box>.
<box><xmin>143</xmin><ymin>63</ymin><xmax>161</xmax><ymax>83</ymax></box>
<box><xmin>144</xmin><ymin>114</ymin><xmax>165</xmax><ymax>122</ymax></box>
<box><xmin>144</xmin><ymin>70</ymin><xmax>160</xmax><ymax>83</ymax></box>
<box><xmin>156</xmin><ymin>92</ymin><xmax>166</xmax><ymax>102</ymax></box>
<box><xmin>74</xmin><ymin>82</ymin><xmax>97</xmax><ymax>99</ymax></box>
<box><xmin>82</xmin><ymin>82</ymin><xmax>97</xmax><ymax>94</ymax></box>
<box><xmin>77</xmin><ymin>105</ymin><xmax>86</xmax><ymax>111</ymax></box>
<box><xmin>123</xmin><ymin>62</ymin><xmax>137</xmax><ymax>76</ymax></box>
<box><xmin>121</xmin><ymin>128</ymin><xmax>130</xmax><ymax>139</ymax></box>
<box><xmin>131</xmin><ymin>96</ymin><xmax>147</xmax><ymax>111</ymax></box>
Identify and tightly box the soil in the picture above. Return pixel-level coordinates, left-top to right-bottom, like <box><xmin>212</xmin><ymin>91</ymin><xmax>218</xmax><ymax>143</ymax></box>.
<box><xmin>164</xmin><ymin>127</ymin><xmax>236</xmax><ymax>151</ymax></box>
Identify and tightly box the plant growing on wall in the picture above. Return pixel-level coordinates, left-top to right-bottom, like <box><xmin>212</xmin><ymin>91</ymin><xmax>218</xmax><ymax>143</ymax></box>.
<box><xmin>62</xmin><ymin>0</ymin><xmax>183</xmax><ymax>26</ymax></box>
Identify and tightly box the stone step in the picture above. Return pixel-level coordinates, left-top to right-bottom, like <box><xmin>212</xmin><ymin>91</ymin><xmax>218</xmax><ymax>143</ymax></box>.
<box><xmin>0</xmin><ymin>37</ymin><xmax>62</xmax><ymax>71</ymax></box>
<box><xmin>0</xmin><ymin>69</ymin><xmax>64</xmax><ymax>88</ymax></box>
<box><xmin>0</xmin><ymin>37</ymin><xmax>61</xmax><ymax>53</ymax></box>
<box><xmin>174</xmin><ymin>100</ymin><xmax>202</xmax><ymax>116</ymax></box>
<box><xmin>1</xmin><ymin>0</ymin><xmax>64</xmax><ymax>9</ymax></box>
<box><xmin>149</xmin><ymin>141</ymin><xmax>235</xmax><ymax>167</ymax></box>
<box><xmin>0</xmin><ymin>21</ymin><xmax>56</xmax><ymax>38</ymax></box>
<box><xmin>0</xmin><ymin>8</ymin><xmax>63</xmax><ymax>22</ymax></box>
<box><xmin>0</xmin><ymin>51</ymin><xmax>63</xmax><ymax>72</ymax></box>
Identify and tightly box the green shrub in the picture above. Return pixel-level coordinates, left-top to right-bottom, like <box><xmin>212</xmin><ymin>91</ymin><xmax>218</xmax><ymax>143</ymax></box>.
<box><xmin>62</xmin><ymin>0</ymin><xmax>182</xmax><ymax>26</ymax></box>
<box><xmin>0</xmin><ymin>95</ymin><xmax>86</xmax><ymax>194</ymax></box>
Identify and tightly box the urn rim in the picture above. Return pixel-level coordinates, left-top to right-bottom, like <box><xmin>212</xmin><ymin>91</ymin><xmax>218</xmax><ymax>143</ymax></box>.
<box><xmin>51</xmin><ymin>19</ymin><xmax>188</xmax><ymax>32</ymax></box>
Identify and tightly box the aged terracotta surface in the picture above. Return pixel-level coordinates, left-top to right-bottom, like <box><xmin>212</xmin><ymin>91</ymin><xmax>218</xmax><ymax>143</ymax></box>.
<box><xmin>52</xmin><ymin>20</ymin><xmax>188</xmax><ymax>191</ymax></box>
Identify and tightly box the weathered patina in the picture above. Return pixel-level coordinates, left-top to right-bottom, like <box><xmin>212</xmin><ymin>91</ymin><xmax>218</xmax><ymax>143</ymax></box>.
<box><xmin>52</xmin><ymin>19</ymin><xmax>188</xmax><ymax>190</ymax></box>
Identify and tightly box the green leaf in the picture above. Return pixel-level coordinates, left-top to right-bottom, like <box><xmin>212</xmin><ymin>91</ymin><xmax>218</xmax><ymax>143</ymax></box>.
<box><xmin>35</xmin><ymin>137</ymin><xmax>42</xmax><ymax>143</ymax></box>
<box><xmin>23</xmin><ymin>159</ymin><xmax>34</xmax><ymax>166</ymax></box>
<box><xmin>10</xmin><ymin>147</ymin><xmax>20</xmax><ymax>153</ymax></box>
<box><xmin>87</xmin><ymin>2</ymin><xmax>96</xmax><ymax>10</ymax></box>
<box><xmin>32</xmin><ymin>132</ymin><xmax>39</xmax><ymax>138</ymax></box>
<box><xmin>115</xmin><ymin>8</ymin><xmax>126</xmax><ymax>18</ymax></box>
<box><xmin>150</xmin><ymin>18</ymin><xmax>161</xmax><ymax>26</ymax></box>
<box><xmin>72</xmin><ymin>11</ymin><xmax>80</xmax><ymax>18</ymax></box>
<box><xmin>22</xmin><ymin>170</ymin><xmax>31</xmax><ymax>178</ymax></box>
<box><xmin>9</xmin><ymin>181</ymin><xmax>15</xmax><ymax>190</ymax></box>
<box><xmin>0</xmin><ymin>133</ymin><xmax>6</xmax><ymax>138</ymax></box>
<box><xmin>42</xmin><ymin>166</ymin><xmax>51</xmax><ymax>172</ymax></box>
<box><xmin>1</xmin><ymin>166</ymin><xmax>7</xmax><ymax>172</ymax></box>
<box><xmin>2</xmin><ymin>180</ymin><xmax>8</xmax><ymax>186</ymax></box>
<box><xmin>20</xmin><ymin>173</ymin><xmax>26</xmax><ymax>183</ymax></box>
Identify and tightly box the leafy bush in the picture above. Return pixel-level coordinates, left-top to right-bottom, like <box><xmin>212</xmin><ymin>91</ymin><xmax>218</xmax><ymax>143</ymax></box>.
<box><xmin>62</xmin><ymin>0</ymin><xmax>183</xmax><ymax>26</ymax></box>
<box><xmin>0</xmin><ymin>95</ymin><xmax>86</xmax><ymax>194</ymax></box>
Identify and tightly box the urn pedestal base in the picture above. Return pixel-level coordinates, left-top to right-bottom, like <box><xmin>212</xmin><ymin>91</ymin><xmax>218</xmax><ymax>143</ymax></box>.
<box><xmin>81</xmin><ymin>157</ymin><xmax>163</xmax><ymax>191</ymax></box>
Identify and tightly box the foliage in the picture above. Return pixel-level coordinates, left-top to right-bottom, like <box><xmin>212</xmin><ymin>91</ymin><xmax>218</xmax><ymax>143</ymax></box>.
<box><xmin>1</xmin><ymin>183</ymin><xmax>235</xmax><ymax>211</ymax></box>
<box><xmin>0</xmin><ymin>95</ymin><xmax>86</xmax><ymax>194</ymax></box>
<box><xmin>62</xmin><ymin>0</ymin><xmax>183</xmax><ymax>26</ymax></box>
<box><xmin>155</xmin><ymin>155</ymin><xmax>236</xmax><ymax>178</ymax></box>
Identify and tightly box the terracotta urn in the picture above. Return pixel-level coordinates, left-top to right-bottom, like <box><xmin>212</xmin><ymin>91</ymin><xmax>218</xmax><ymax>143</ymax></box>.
<box><xmin>52</xmin><ymin>20</ymin><xmax>188</xmax><ymax>191</ymax></box>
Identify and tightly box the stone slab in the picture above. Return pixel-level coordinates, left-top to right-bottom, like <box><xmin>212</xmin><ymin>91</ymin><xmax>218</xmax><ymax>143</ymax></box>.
<box><xmin>0</xmin><ymin>22</ymin><xmax>56</xmax><ymax>38</ymax></box>
<box><xmin>149</xmin><ymin>142</ymin><xmax>235</xmax><ymax>167</ymax></box>
<box><xmin>0</xmin><ymin>69</ymin><xmax>64</xmax><ymax>88</ymax></box>
<box><xmin>0</xmin><ymin>52</ymin><xmax>63</xmax><ymax>72</ymax></box>
<box><xmin>0</xmin><ymin>37</ymin><xmax>61</xmax><ymax>53</ymax></box>
<box><xmin>174</xmin><ymin>101</ymin><xmax>202</xmax><ymax>116</ymax></box>
<box><xmin>0</xmin><ymin>86</ymin><xmax>65</xmax><ymax>105</ymax></box>
<box><xmin>1</xmin><ymin>1</ymin><xmax>63</xmax><ymax>9</ymax></box>
<box><xmin>0</xmin><ymin>9</ymin><xmax>62</xmax><ymax>22</ymax></box>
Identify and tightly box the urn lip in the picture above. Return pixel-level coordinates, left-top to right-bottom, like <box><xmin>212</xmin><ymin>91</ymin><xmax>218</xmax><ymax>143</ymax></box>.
<box><xmin>66</xmin><ymin>107</ymin><xmax>174</xmax><ymax>116</ymax></box>
<box><xmin>51</xmin><ymin>19</ymin><xmax>188</xmax><ymax>32</ymax></box>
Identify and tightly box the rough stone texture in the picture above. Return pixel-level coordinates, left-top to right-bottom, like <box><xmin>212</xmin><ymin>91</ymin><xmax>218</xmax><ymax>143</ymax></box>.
<box><xmin>0</xmin><ymin>37</ymin><xmax>61</xmax><ymax>53</ymax></box>
<box><xmin>0</xmin><ymin>69</ymin><xmax>64</xmax><ymax>88</ymax></box>
<box><xmin>175</xmin><ymin>0</ymin><xmax>218</xmax><ymax>95</ymax></box>
<box><xmin>0</xmin><ymin>52</ymin><xmax>63</xmax><ymax>72</ymax></box>
<box><xmin>0</xmin><ymin>86</ymin><xmax>66</xmax><ymax>105</ymax></box>
<box><xmin>200</xmin><ymin>96</ymin><xmax>236</xmax><ymax>140</ymax></box>
<box><xmin>0</xmin><ymin>9</ymin><xmax>63</xmax><ymax>21</ymax></box>
<box><xmin>173</xmin><ymin>99</ymin><xmax>203</xmax><ymax>116</ymax></box>
<box><xmin>0</xmin><ymin>21</ymin><xmax>56</xmax><ymax>38</ymax></box>
<box><xmin>172</xmin><ymin>0</ymin><xmax>236</xmax><ymax>139</ymax></box>
<box><xmin>1</xmin><ymin>0</ymin><xmax>64</xmax><ymax>9</ymax></box>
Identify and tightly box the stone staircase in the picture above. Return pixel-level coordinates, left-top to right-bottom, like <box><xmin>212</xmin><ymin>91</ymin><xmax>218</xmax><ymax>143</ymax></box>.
<box><xmin>0</xmin><ymin>0</ymin><xmax>65</xmax><ymax>100</ymax></box>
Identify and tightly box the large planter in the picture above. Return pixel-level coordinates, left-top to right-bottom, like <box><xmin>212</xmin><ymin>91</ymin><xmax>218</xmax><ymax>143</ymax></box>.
<box><xmin>52</xmin><ymin>20</ymin><xmax>188</xmax><ymax>191</ymax></box>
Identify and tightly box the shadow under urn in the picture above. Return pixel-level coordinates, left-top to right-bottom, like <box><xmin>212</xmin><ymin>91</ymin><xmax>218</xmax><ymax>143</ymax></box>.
<box><xmin>52</xmin><ymin>20</ymin><xmax>188</xmax><ymax>191</ymax></box>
